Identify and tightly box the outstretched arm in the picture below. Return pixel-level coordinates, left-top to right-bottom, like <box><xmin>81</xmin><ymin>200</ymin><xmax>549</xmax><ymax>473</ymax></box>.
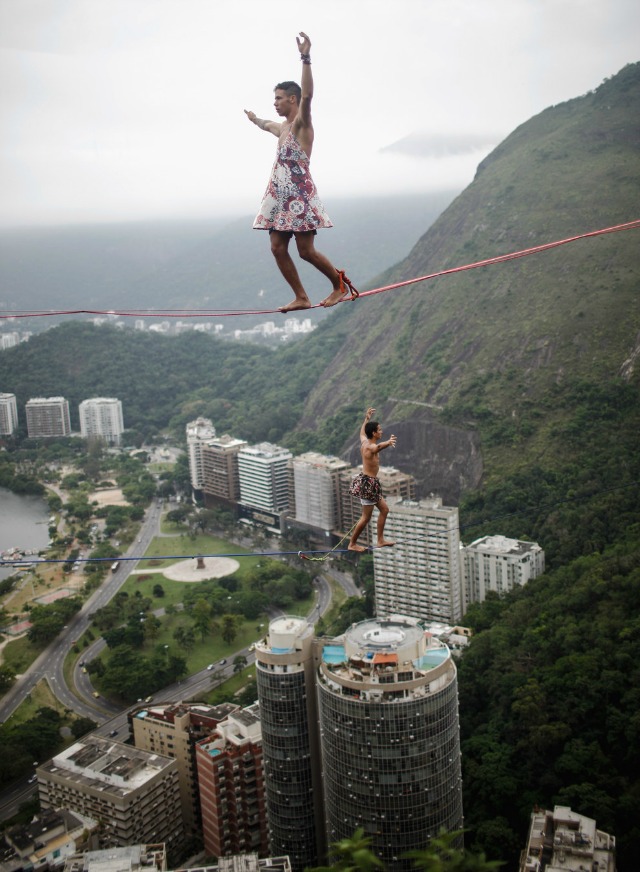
<box><xmin>244</xmin><ymin>110</ymin><xmax>281</xmax><ymax>136</ymax></box>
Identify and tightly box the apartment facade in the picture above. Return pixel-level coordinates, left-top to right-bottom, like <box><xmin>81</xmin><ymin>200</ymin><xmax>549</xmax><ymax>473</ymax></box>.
<box><xmin>128</xmin><ymin>701</ymin><xmax>238</xmax><ymax>833</ymax></box>
<box><xmin>462</xmin><ymin>535</ymin><xmax>545</xmax><ymax>610</ymax></box>
<box><xmin>186</xmin><ymin>417</ymin><xmax>217</xmax><ymax>491</ymax></box>
<box><xmin>238</xmin><ymin>443</ymin><xmax>292</xmax><ymax>515</ymax></box>
<box><xmin>201</xmin><ymin>434</ymin><xmax>248</xmax><ymax>506</ymax></box>
<box><xmin>373</xmin><ymin>497</ymin><xmax>463</xmax><ymax>624</ymax></box>
<box><xmin>316</xmin><ymin>615</ymin><xmax>463</xmax><ymax>871</ymax></box>
<box><xmin>195</xmin><ymin>704</ymin><xmax>268</xmax><ymax>859</ymax></box>
<box><xmin>0</xmin><ymin>392</ymin><xmax>18</xmax><ymax>435</ymax></box>
<box><xmin>25</xmin><ymin>397</ymin><xmax>71</xmax><ymax>438</ymax></box>
<box><xmin>36</xmin><ymin>736</ymin><xmax>183</xmax><ymax>852</ymax></box>
<box><xmin>290</xmin><ymin>452</ymin><xmax>349</xmax><ymax>532</ymax></box>
<box><xmin>79</xmin><ymin>397</ymin><xmax>124</xmax><ymax>445</ymax></box>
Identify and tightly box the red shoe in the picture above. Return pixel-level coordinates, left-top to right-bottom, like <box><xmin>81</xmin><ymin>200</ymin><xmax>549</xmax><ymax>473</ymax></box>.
<box><xmin>338</xmin><ymin>270</ymin><xmax>359</xmax><ymax>300</ymax></box>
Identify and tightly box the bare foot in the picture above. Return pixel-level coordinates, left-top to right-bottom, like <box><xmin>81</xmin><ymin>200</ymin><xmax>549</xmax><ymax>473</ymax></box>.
<box><xmin>320</xmin><ymin>286</ymin><xmax>347</xmax><ymax>308</ymax></box>
<box><xmin>278</xmin><ymin>298</ymin><xmax>312</xmax><ymax>313</ymax></box>
<box><xmin>348</xmin><ymin>543</ymin><xmax>367</xmax><ymax>553</ymax></box>
<box><xmin>376</xmin><ymin>540</ymin><xmax>395</xmax><ymax>548</ymax></box>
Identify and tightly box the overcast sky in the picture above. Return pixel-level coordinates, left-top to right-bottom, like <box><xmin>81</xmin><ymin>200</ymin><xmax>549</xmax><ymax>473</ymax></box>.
<box><xmin>1</xmin><ymin>0</ymin><xmax>638</xmax><ymax>227</ymax></box>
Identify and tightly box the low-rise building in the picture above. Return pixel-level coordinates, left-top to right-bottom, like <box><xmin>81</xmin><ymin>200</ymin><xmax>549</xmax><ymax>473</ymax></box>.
<box><xmin>519</xmin><ymin>805</ymin><xmax>616</xmax><ymax>872</ymax></box>
<box><xmin>63</xmin><ymin>844</ymin><xmax>167</xmax><ymax>872</ymax></box>
<box><xmin>36</xmin><ymin>737</ymin><xmax>183</xmax><ymax>854</ymax></box>
<box><xmin>0</xmin><ymin>808</ymin><xmax>97</xmax><ymax>872</ymax></box>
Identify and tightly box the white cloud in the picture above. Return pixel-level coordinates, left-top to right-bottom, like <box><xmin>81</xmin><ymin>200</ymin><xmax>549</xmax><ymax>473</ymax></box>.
<box><xmin>0</xmin><ymin>0</ymin><xmax>638</xmax><ymax>225</ymax></box>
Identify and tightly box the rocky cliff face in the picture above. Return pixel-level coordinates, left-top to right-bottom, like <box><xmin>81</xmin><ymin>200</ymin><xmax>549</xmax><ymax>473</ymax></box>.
<box><xmin>342</xmin><ymin>410</ymin><xmax>483</xmax><ymax>505</ymax></box>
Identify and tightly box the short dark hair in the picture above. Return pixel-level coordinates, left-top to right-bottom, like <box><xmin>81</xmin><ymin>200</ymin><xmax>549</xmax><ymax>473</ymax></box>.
<box><xmin>364</xmin><ymin>421</ymin><xmax>379</xmax><ymax>439</ymax></box>
<box><xmin>275</xmin><ymin>80</ymin><xmax>301</xmax><ymax>102</ymax></box>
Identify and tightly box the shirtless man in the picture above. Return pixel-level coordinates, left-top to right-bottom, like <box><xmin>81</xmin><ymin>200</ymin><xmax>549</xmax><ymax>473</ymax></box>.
<box><xmin>245</xmin><ymin>32</ymin><xmax>356</xmax><ymax>312</ymax></box>
<box><xmin>348</xmin><ymin>407</ymin><xmax>397</xmax><ymax>553</ymax></box>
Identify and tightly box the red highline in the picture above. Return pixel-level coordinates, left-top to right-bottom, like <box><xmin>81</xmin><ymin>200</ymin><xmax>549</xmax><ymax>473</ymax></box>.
<box><xmin>2</xmin><ymin>218</ymin><xmax>638</xmax><ymax>320</ymax></box>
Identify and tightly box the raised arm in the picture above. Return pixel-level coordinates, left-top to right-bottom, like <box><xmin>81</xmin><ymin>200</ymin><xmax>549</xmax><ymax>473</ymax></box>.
<box><xmin>296</xmin><ymin>31</ymin><xmax>313</xmax><ymax>126</ymax></box>
<box><xmin>360</xmin><ymin>408</ymin><xmax>375</xmax><ymax>441</ymax></box>
<box><xmin>244</xmin><ymin>110</ymin><xmax>281</xmax><ymax>137</ymax></box>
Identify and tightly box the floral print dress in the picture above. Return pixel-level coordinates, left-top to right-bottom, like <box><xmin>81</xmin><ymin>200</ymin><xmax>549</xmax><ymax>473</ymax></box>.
<box><xmin>253</xmin><ymin>130</ymin><xmax>333</xmax><ymax>233</ymax></box>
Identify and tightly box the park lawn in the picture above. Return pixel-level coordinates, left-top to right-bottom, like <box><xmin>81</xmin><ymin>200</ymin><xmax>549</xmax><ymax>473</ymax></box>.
<box><xmin>6</xmin><ymin>678</ymin><xmax>70</xmax><ymax>725</ymax></box>
<box><xmin>2</xmin><ymin>635</ymin><xmax>43</xmax><ymax>674</ymax></box>
<box><xmin>138</xmin><ymin>532</ymin><xmax>255</xmax><ymax>569</ymax></box>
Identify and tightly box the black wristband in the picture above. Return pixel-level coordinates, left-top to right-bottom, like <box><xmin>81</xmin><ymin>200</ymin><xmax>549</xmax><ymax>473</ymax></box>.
<box><xmin>300</xmin><ymin>53</ymin><xmax>311</xmax><ymax>64</ymax></box>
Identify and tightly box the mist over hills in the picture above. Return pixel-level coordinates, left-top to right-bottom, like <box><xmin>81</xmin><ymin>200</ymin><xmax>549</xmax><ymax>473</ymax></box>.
<box><xmin>0</xmin><ymin>192</ymin><xmax>456</xmax><ymax>331</ymax></box>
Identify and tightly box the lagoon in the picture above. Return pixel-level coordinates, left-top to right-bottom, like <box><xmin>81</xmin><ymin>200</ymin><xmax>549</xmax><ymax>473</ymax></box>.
<box><xmin>0</xmin><ymin>488</ymin><xmax>50</xmax><ymax>581</ymax></box>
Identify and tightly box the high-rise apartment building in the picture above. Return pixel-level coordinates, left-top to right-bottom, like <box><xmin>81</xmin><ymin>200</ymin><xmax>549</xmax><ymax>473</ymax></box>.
<box><xmin>186</xmin><ymin>418</ymin><xmax>217</xmax><ymax>492</ymax></box>
<box><xmin>338</xmin><ymin>466</ymin><xmax>416</xmax><ymax>549</ymax></box>
<box><xmin>25</xmin><ymin>397</ymin><xmax>71</xmax><ymax>438</ymax></box>
<box><xmin>201</xmin><ymin>434</ymin><xmax>248</xmax><ymax>506</ymax></box>
<box><xmin>79</xmin><ymin>397</ymin><xmax>124</xmax><ymax>445</ymax></box>
<box><xmin>0</xmin><ymin>392</ymin><xmax>18</xmax><ymax>435</ymax></box>
<box><xmin>254</xmin><ymin>617</ymin><xmax>325</xmax><ymax>872</ymax></box>
<box><xmin>373</xmin><ymin>497</ymin><xmax>462</xmax><ymax>624</ymax></box>
<box><xmin>254</xmin><ymin>615</ymin><xmax>464</xmax><ymax>872</ymax></box>
<box><xmin>238</xmin><ymin>443</ymin><xmax>292</xmax><ymax>514</ymax></box>
<box><xmin>290</xmin><ymin>452</ymin><xmax>349</xmax><ymax>532</ymax></box>
<box><xmin>129</xmin><ymin>701</ymin><xmax>238</xmax><ymax>833</ymax></box>
<box><xmin>519</xmin><ymin>805</ymin><xmax>616</xmax><ymax>872</ymax></box>
<box><xmin>462</xmin><ymin>535</ymin><xmax>545</xmax><ymax>611</ymax></box>
<box><xmin>36</xmin><ymin>736</ymin><xmax>183</xmax><ymax>852</ymax></box>
<box><xmin>316</xmin><ymin>615</ymin><xmax>463</xmax><ymax>871</ymax></box>
<box><xmin>195</xmin><ymin>703</ymin><xmax>268</xmax><ymax>859</ymax></box>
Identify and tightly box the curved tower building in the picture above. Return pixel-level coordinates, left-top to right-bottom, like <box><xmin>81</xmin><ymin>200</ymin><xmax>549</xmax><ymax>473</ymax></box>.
<box><xmin>316</xmin><ymin>615</ymin><xmax>463</xmax><ymax>871</ymax></box>
<box><xmin>255</xmin><ymin>616</ymin><xmax>325</xmax><ymax>872</ymax></box>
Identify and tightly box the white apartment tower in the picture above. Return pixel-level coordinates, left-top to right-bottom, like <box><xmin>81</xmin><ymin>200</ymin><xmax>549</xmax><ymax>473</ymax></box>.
<box><xmin>0</xmin><ymin>392</ymin><xmax>18</xmax><ymax>435</ymax></box>
<box><xmin>291</xmin><ymin>452</ymin><xmax>348</xmax><ymax>531</ymax></box>
<box><xmin>25</xmin><ymin>397</ymin><xmax>71</xmax><ymax>438</ymax></box>
<box><xmin>186</xmin><ymin>417</ymin><xmax>217</xmax><ymax>491</ymax></box>
<box><xmin>238</xmin><ymin>443</ymin><xmax>292</xmax><ymax>513</ymax></box>
<box><xmin>463</xmin><ymin>535</ymin><xmax>545</xmax><ymax>611</ymax></box>
<box><xmin>79</xmin><ymin>397</ymin><xmax>124</xmax><ymax>444</ymax></box>
<box><xmin>373</xmin><ymin>497</ymin><xmax>463</xmax><ymax>624</ymax></box>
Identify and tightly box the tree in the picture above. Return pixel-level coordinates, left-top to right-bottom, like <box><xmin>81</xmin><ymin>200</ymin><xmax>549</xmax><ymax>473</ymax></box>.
<box><xmin>221</xmin><ymin>613</ymin><xmax>239</xmax><ymax>646</ymax></box>
<box><xmin>152</xmin><ymin>583</ymin><xmax>165</xmax><ymax>598</ymax></box>
<box><xmin>71</xmin><ymin>717</ymin><xmax>98</xmax><ymax>738</ymax></box>
<box><xmin>308</xmin><ymin>828</ymin><xmax>502</xmax><ymax>872</ymax></box>
<box><xmin>233</xmin><ymin>655</ymin><xmax>247</xmax><ymax>673</ymax></box>
<box><xmin>0</xmin><ymin>664</ymin><xmax>16</xmax><ymax>693</ymax></box>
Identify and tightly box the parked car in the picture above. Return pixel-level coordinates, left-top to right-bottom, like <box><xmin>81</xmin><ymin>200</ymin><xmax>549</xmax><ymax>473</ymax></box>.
<box><xmin>206</xmin><ymin>664</ymin><xmax>214</xmax><ymax>670</ymax></box>
<box><xmin>109</xmin><ymin>730</ymin><xmax>118</xmax><ymax>737</ymax></box>
<box><xmin>219</xmin><ymin>658</ymin><xmax>227</xmax><ymax>666</ymax></box>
